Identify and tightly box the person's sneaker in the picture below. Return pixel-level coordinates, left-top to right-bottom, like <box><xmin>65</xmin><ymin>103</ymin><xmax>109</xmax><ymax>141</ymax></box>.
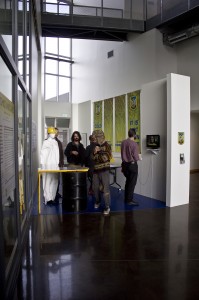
<box><xmin>103</xmin><ymin>207</ymin><xmax>110</xmax><ymax>215</ymax></box>
<box><xmin>94</xmin><ymin>202</ymin><xmax>100</xmax><ymax>209</ymax></box>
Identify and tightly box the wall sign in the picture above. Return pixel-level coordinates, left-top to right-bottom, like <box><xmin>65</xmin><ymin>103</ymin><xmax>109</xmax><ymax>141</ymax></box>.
<box><xmin>178</xmin><ymin>132</ymin><xmax>184</xmax><ymax>145</ymax></box>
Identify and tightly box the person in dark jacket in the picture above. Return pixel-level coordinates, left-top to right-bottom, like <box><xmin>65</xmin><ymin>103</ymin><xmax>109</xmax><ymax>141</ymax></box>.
<box><xmin>64</xmin><ymin>131</ymin><xmax>85</xmax><ymax>165</ymax></box>
<box><xmin>85</xmin><ymin>134</ymin><xmax>97</xmax><ymax>194</ymax></box>
<box><xmin>55</xmin><ymin>127</ymin><xmax>64</xmax><ymax>200</ymax></box>
<box><xmin>55</xmin><ymin>127</ymin><xmax>64</xmax><ymax>167</ymax></box>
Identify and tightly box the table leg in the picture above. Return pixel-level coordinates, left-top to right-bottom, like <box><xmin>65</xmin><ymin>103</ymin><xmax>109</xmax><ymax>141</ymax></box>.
<box><xmin>110</xmin><ymin>168</ymin><xmax>122</xmax><ymax>190</ymax></box>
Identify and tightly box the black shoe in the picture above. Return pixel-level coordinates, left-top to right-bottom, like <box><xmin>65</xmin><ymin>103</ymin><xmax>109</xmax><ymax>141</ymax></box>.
<box><xmin>126</xmin><ymin>200</ymin><xmax>139</xmax><ymax>206</ymax></box>
<box><xmin>56</xmin><ymin>193</ymin><xmax>62</xmax><ymax>198</ymax></box>
<box><xmin>47</xmin><ymin>200</ymin><xmax>58</xmax><ymax>205</ymax></box>
<box><xmin>47</xmin><ymin>200</ymin><xmax>54</xmax><ymax>205</ymax></box>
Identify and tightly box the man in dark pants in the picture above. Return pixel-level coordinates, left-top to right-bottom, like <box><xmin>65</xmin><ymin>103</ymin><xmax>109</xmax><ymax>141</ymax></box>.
<box><xmin>121</xmin><ymin>128</ymin><xmax>140</xmax><ymax>206</ymax></box>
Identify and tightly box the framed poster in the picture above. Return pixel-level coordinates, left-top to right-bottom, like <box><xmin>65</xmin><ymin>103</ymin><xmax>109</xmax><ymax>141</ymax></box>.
<box><xmin>104</xmin><ymin>98</ymin><xmax>113</xmax><ymax>148</ymax></box>
<box><xmin>93</xmin><ymin>101</ymin><xmax>102</xmax><ymax>130</ymax></box>
<box><xmin>128</xmin><ymin>90</ymin><xmax>141</xmax><ymax>151</ymax></box>
<box><xmin>115</xmin><ymin>95</ymin><xmax>125</xmax><ymax>152</ymax></box>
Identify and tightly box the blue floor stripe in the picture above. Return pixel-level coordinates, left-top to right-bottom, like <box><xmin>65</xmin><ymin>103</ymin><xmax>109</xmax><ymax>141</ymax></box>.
<box><xmin>32</xmin><ymin>186</ymin><xmax>166</xmax><ymax>216</ymax></box>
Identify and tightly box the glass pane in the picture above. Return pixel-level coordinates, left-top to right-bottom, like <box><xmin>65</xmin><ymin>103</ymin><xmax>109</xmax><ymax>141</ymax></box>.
<box><xmin>46</xmin><ymin>59</ymin><xmax>58</xmax><ymax>75</ymax></box>
<box><xmin>59</xmin><ymin>77</ymin><xmax>70</xmax><ymax>102</ymax></box>
<box><xmin>18</xmin><ymin>86</ymin><xmax>25</xmax><ymax>221</ymax></box>
<box><xmin>45</xmin><ymin>118</ymin><xmax>55</xmax><ymax>127</ymax></box>
<box><xmin>0</xmin><ymin>58</ymin><xmax>17</xmax><ymax>268</ymax></box>
<box><xmin>45</xmin><ymin>75</ymin><xmax>57</xmax><ymax>101</ymax></box>
<box><xmin>45</xmin><ymin>0</ymin><xmax>57</xmax><ymax>3</ymax></box>
<box><xmin>58</xmin><ymin>4</ymin><xmax>70</xmax><ymax>14</ymax></box>
<box><xmin>146</xmin><ymin>0</ymin><xmax>160</xmax><ymax>19</ymax></box>
<box><xmin>18</xmin><ymin>0</ymin><xmax>23</xmax><ymax>10</ymax></box>
<box><xmin>18</xmin><ymin>0</ymin><xmax>24</xmax><ymax>74</ymax></box>
<box><xmin>59</xmin><ymin>38</ymin><xmax>71</xmax><ymax>57</ymax></box>
<box><xmin>56</xmin><ymin>118</ymin><xmax>70</xmax><ymax>128</ymax></box>
<box><xmin>75</xmin><ymin>0</ymin><xmax>100</xmax><ymax>7</ymax></box>
<box><xmin>0</xmin><ymin>2</ymin><xmax>12</xmax><ymax>54</ymax></box>
<box><xmin>59</xmin><ymin>61</ymin><xmax>70</xmax><ymax>76</ymax></box>
<box><xmin>26</xmin><ymin>15</ymin><xmax>30</xmax><ymax>89</ymax></box>
<box><xmin>46</xmin><ymin>37</ymin><xmax>58</xmax><ymax>55</ymax></box>
<box><xmin>1</xmin><ymin>36</ymin><xmax>12</xmax><ymax>56</ymax></box>
<box><xmin>103</xmin><ymin>0</ymin><xmax>124</xmax><ymax>9</ymax></box>
<box><xmin>132</xmin><ymin>0</ymin><xmax>144</xmax><ymax>20</ymax></box>
<box><xmin>18</xmin><ymin>59</ymin><xmax>23</xmax><ymax>76</ymax></box>
<box><xmin>26</xmin><ymin>99</ymin><xmax>31</xmax><ymax>204</ymax></box>
<box><xmin>45</xmin><ymin>3</ymin><xmax>58</xmax><ymax>14</ymax></box>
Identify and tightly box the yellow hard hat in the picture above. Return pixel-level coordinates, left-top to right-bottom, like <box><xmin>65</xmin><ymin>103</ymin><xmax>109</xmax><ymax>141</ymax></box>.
<box><xmin>47</xmin><ymin>127</ymin><xmax>56</xmax><ymax>134</ymax></box>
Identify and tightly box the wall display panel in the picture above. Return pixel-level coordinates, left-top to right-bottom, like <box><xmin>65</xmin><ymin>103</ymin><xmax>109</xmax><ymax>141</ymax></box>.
<box><xmin>93</xmin><ymin>101</ymin><xmax>102</xmax><ymax>130</ymax></box>
<box><xmin>0</xmin><ymin>92</ymin><xmax>17</xmax><ymax>268</ymax></box>
<box><xmin>115</xmin><ymin>95</ymin><xmax>125</xmax><ymax>153</ymax></box>
<box><xmin>127</xmin><ymin>90</ymin><xmax>141</xmax><ymax>151</ymax></box>
<box><xmin>104</xmin><ymin>98</ymin><xmax>113</xmax><ymax>148</ymax></box>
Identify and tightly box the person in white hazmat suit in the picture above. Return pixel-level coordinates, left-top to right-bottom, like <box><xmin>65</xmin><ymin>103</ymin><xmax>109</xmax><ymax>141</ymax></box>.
<box><xmin>40</xmin><ymin>127</ymin><xmax>60</xmax><ymax>205</ymax></box>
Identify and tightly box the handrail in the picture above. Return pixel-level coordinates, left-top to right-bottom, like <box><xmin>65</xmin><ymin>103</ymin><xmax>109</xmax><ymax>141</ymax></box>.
<box><xmin>42</xmin><ymin>1</ymin><xmax>124</xmax><ymax>19</ymax></box>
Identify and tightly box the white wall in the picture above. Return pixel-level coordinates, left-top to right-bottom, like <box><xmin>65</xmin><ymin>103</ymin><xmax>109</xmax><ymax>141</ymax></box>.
<box><xmin>73</xmin><ymin>28</ymin><xmax>199</xmax><ymax>171</ymax></box>
<box><xmin>78</xmin><ymin>100</ymin><xmax>92</xmax><ymax>146</ymax></box>
<box><xmin>166</xmin><ymin>73</ymin><xmax>190</xmax><ymax>207</ymax></box>
<box><xmin>176</xmin><ymin>35</ymin><xmax>199</xmax><ymax>111</ymax></box>
<box><xmin>138</xmin><ymin>78</ymin><xmax>167</xmax><ymax>201</ymax></box>
<box><xmin>44</xmin><ymin>102</ymin><xmax>72</xmax><ymax>118</ymax></box>
<box><xmin>72</xmin><ymin>29</ymin><xmax>177</xmax><ymax>103</ymax></box>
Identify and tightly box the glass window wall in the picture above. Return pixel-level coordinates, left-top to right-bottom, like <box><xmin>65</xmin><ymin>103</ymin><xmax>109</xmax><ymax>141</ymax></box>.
<box><xmin>0</xmin><ymin>57</ymin><xmax>17</xmax><ymax>269</ymax></box>
<box><xmin>44</xmin><ymin>37</ymin><xmax>72</xmax><ymax>102</ymax></box>
<box><xmin>18</xmin><ymin>86</ymin><xmax>25</xmax><ymax>221</ymax></box>
<box><xmin>0</xmin><ymin>0</ymin><xmax>12</xmax><ymax>54</ymax></box>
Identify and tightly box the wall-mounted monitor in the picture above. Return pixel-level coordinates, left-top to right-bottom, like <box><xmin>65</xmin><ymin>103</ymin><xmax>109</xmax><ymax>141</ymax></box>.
<box><xmin>146</xmin><ymin>135</ymin><xmax>160</xmax><ymax>149</ymax></box>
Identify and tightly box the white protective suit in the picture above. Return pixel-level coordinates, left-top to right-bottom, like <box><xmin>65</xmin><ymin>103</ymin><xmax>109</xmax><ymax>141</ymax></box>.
<box><xmin>40</xmin><ymin>136</ymin><xmax>59</xmax><ymax>204</ymax></box>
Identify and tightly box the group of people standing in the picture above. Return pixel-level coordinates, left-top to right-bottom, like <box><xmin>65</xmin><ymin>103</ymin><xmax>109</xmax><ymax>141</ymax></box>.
<box><xmin>40</xmin><ymin>126</ymin><xmax>140</xmax><ymax>216</ymax></box>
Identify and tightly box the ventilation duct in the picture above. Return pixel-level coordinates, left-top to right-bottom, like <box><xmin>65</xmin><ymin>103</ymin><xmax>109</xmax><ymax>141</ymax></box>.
<box><xmin>164</xmin><ymin>24</ymin><xmax>199</xmax><ymax>45</ymax></box>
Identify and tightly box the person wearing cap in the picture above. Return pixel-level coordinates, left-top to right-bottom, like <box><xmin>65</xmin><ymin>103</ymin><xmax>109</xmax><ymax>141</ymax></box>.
<box><xmin>40</xmin><ymin>127</ymin><xmax>59</xmax><ymax>205</ymax></box>
<box><xmin>121</xmin><ymin>128</ymin><xmax>140</xmax><ymax>206</ymax></box>
<box><xmin>91</xmin><ymin>130</ymin><xmax>112</xmax><ymax>215</ymax></box>
<box><xmin>64</xmin><ymin>131</ymin><xmax>85</xmax><ymax>166</ymax></box>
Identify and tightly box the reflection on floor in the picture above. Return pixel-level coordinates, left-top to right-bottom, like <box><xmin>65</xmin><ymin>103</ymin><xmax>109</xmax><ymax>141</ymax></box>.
<box><xmin>32</xmin><ymin>186</ymin><xmax>166</xmax><ymax>216</ymax></box>
<box><xmin>16</xmin><ymin>174</ymin><xmax>199</xmax><ymax>300</ymax></box>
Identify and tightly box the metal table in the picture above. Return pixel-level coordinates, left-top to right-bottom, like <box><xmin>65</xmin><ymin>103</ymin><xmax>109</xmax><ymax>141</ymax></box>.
<box><xmin>38</xmin><ymin>166</ymin><xmax>88</xmax><ymax>214</ymax></box>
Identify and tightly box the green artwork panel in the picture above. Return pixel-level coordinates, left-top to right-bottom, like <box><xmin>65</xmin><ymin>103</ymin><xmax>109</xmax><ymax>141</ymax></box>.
<box><xmin>115</xmin><ymin>95</ymin><xmax>125</xmax><ymax>152</ymax></box>
<box><xmin>93</xmin><ymin>101</ymin><xmax>102</xmax><ymax>130</ymax></box>
<box><xmin>104</xmin><ymin>98</ymin><xmax>113</xmax><ymax>148</ymax></box>
<box><xmin>127</xmin><ymin>90</ymin><xmax>141</xmax><ymax>151</ymax></box>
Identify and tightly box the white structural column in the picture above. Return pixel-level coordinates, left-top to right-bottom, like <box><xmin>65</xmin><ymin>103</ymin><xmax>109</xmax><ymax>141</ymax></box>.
<box><xmin>166</xmin><ymin>73</ymin><xmax>190</xmax><ymax>207</ymax></box>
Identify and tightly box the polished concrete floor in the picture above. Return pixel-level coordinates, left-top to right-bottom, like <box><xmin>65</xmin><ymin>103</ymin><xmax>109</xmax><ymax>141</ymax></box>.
<box><xmin>16</xmin><ymin>173</ymin><xmax>199</xmax><ymax>300</ymax></box>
